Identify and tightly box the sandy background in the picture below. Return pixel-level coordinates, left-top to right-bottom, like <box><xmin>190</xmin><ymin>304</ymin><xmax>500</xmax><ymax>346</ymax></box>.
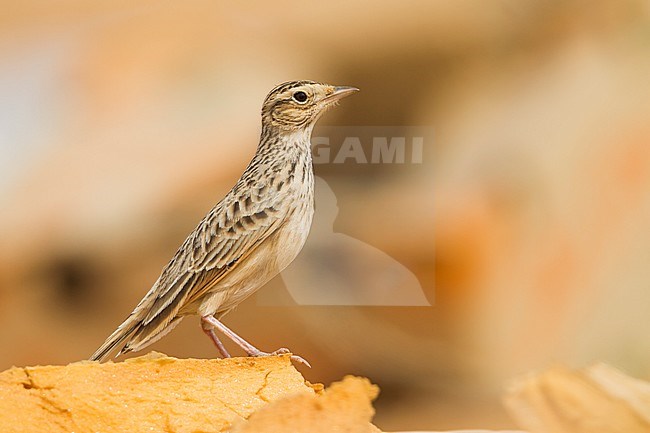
<box><xmin>2</xmin><ymin>1</ymin><xmax>650</xmax><ymax>430</ymax></box>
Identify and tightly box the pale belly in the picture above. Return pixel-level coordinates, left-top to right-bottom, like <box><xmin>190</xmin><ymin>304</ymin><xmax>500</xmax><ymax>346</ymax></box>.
<box><xmin>195</xmin><ymin>199</ymin><xmax>314</xmax><ymax>317</ymax></box>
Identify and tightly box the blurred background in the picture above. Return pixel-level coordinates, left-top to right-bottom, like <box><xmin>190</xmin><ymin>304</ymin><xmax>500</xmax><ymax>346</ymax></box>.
<box><xmin>2</xmin><ymin>0</ymin><xmax>650</xmax><ymax>430</ymax></box>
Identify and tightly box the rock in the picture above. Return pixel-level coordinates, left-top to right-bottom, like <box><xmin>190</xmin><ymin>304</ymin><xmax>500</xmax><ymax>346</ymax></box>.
<box><xmin>230</xmin><ymin>374</ymin><xmax>380</xmax><ymax>433</ymax></box>
<box><xmin>0</xmin><ymin>352</ymin><xmax>379</xmax><ymax>433</ymax></box>
<box><xmin>504</xmin><ymin>363</ymin><xmax>650</xmax><ymax>433</ymax></box>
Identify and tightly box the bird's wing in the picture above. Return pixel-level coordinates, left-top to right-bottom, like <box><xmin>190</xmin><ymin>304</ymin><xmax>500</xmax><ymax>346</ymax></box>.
<box><xmin>143</xmin><ymin>182</ymin><xmax>288</xmax><ymax>322</ymax></box>
<box><xmin>91</xmin><ymin>182</ymin><xmax>289</xmax><ymax>360</ymax></box>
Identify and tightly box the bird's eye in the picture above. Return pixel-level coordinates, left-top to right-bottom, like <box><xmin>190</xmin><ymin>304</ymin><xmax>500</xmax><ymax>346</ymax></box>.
<box><xmin>292</xmin><ymin>91</ymin><xmax>308</xmax><ymax>103</ymax></box>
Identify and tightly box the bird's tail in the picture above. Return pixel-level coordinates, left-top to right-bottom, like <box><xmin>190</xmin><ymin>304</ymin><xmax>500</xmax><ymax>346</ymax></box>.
<box><xmin>90</xmin><ymin>314</ymin><xmax>184</xmax><ymax>362</ymax></box>
<box><xmin>90</xmin><ymin>273</ymin><xmax>191</xmax><ymax>362</ymax></box>
<box><xmin>89</xmin><ymin>315</ymin><xmax>139</xmax><ymax>362</ymax></box>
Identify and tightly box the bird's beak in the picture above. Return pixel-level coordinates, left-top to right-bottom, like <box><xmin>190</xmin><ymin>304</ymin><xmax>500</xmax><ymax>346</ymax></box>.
<box><xmin>322</xmin><ymin>86</ymin><xmax>359</xmax><ymax>103</ymax></box>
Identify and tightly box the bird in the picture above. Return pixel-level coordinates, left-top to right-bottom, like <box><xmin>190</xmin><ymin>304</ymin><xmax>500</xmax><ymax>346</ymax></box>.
<box><xmin>90</xmin><ymin>80</ymin><xmax>358</xmax><ymax>367</ymax></box>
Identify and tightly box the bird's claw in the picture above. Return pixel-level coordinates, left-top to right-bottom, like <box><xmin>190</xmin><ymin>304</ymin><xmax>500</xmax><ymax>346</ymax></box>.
<box><xmin>289</xmin><ymin>354</ymin><xmax>311</xmax><ymax>368</ymax></box>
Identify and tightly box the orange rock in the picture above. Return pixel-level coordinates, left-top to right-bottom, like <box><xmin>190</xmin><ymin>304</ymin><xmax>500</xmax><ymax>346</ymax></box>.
<box><xmin>504</xmin><ymin>363</ymin><xmax>650</xmax><ymax>433</ymax></box>
<box><xmin>0</xmin><ymin>352</ymin><xmax>319</xmax><ymax>433</ymax></box>
<box><xmin>230</xmin><ymin>375</ymin><xmax>380</xmax><ymax>433</ymax></box>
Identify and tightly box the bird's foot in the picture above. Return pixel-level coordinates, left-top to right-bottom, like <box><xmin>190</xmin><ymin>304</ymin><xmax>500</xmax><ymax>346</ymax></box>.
<box><xmin>201</xmin><ymin>315</ymin><xmax>310</xmax><ymax>367</ymax></box>
<box><xmin>247</xmin><ymin>347</ymin><xmax>311</xmax><ymax>368</ymax></box>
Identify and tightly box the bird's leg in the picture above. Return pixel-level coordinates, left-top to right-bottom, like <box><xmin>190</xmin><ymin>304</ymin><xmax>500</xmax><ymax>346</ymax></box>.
<box><xmin>201</xmin><ymin>314</ymin><xmax>311</xmax><ymax>368</ymax></box>
<box><xmin>201</xmin><ymin>316</ymin><xmax>231</xmax><ymax>358</ymax></box>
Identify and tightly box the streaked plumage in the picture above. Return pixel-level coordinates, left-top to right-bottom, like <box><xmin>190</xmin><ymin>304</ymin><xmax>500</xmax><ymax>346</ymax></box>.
<box><xmin>90</xmin><ymin>81</ymin><xmax>357</xmax><ymax>365</ymax></box>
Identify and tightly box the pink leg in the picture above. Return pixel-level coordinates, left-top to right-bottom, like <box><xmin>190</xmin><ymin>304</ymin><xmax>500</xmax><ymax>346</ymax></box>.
<box><xmin>201</xmin><ymin>314</ymin><xmax>310</xmax><ymax>368</ymax></box>
<box><xmin>201</xmin><ymin>317</ymin><xmax>231</xmax><ymax>358</ymax></box>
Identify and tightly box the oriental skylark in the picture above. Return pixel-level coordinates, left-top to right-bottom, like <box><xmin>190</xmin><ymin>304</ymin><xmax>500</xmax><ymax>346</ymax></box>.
<box><xmin>90</xmin><ymin>81</ymin><xmax>358</xmax><ymax>366</ymax></box>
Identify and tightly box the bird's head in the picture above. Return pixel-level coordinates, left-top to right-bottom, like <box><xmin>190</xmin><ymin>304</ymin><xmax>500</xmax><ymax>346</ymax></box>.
<box><xmin>261</xmin><ymin>80</ymin><xmax>358</xmax><ymax>130</ymax></box>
